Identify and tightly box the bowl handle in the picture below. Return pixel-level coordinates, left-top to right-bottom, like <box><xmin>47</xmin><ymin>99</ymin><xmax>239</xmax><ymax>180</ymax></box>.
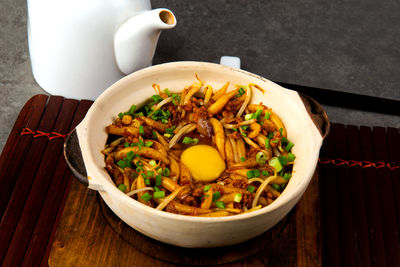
<box><xmin>64</xmin><ymin>128</ymin><xmax>89</xmax><ymax>186</ymax></box>
<box><xmin>298</xmin><ymin>93</ymin><xmax>330</xmax><ymax>139</ymax></box>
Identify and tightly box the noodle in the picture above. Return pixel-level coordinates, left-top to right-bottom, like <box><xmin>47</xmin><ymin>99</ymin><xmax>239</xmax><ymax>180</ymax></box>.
<box><xmin>103</xmin><ymin>75</ymin><xmax>296</xmax><ymax>216</ymax></box>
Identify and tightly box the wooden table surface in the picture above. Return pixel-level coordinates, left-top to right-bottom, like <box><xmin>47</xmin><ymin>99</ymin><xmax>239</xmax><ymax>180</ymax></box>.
<box><xmin>0</xmin><ymin>95</ymin><xmax>399</xmax><ymax>266</ymax></box>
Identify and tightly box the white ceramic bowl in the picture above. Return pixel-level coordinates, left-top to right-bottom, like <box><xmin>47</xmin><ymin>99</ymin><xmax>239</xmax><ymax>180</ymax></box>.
<box><xmin>65</xmin><ymin>61</ymin><xmax>329</xmax><ymax>248</ymax></box>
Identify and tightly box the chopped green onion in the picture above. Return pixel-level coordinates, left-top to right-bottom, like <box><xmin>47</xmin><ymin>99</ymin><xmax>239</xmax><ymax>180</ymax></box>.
<box><xmin>139</xmin><ymin>125</ymin><xmax>145</xmax><ymax>135</ymax></box>
<box><xmin>283</xmin><ymin>173</ymin><xmax>292</xmax><ymax>180</ymax></box>
<box><xmin>161</xmin><ymin>118</ymin><xmax>168</xmax><ymax>124</ymax></box>
<box><xmin>278</xmin><ymin>170</ymin><xmax>284</xmax><ymax>177</ymax></box>
<box><xmin>268</xmin><ymin>132</ymin><xmax>274</xmax><ymax>139</ymax></box>
<box><xmin>278</xmin><ymin>155</ymin><xmax>288</xmax><ymax>166</ymax></box>
<box><xmin>144</xmin><ymin>178</ymin><xmax>151</xmax><ymax>186</ymax></box>
<box><xmin>281</xmin><ymin>137</ymin><xmax>288</xmax><ymax>144</ymax></box>
<box><xmin>152</xmin><ymin>130</ymin><xmax>158</xmax><ymax>139</ymax></box>
<box><xmin>241</xmin><ymin>132</ymin><xmax>247</xmax><ymax>137</ymax></box>
<box><xmin>117</xmin><ymin>160</ymin><xmax>127</xmax><ymax>169</ymax></box>
<box><xmin>232</xmin><ymin>128</ymin><xmax>238</xmax><ymax>132</ymax></box>
<box><xmin>264</xmin><ymin>111</ymin><xmax>271</xmax><ymax>120</ymax></box>
<box><xmin>141</xmin><ymin>192</ymin><xmax>152</xmax><ymax>202</ymax></box>
<box><xmin>254</xmin><ymin>108</ymin><xmax>263</xmax><ymax>121</ymax></box>
<box><xmin>118</xmin><ymin>112</ymin><xmax>124</xmax><ymax>119</ymax></box>
<box><xmin>182</xmin><ymin>137</ymin><xmax>199</xmax><ymax>145</ymax></box>
<box><xmin>236</xmin><ymin>87</ymin><xmax>245</xmax><ymax>97</ymax></box>
<box><xmin>164</xmin><ymin>88</ymin><xmax>171</xmax><ymax>97</ymax></box>
<box><xmin>262</xmin><ymin>170</ymin><xmax>269</xmax><ymax>177</ymax></box>
<box><xmin>271</xmin><ymin>139</ymin><xmax>279</xmax><ymax>144</ymax></box>
<box><xmin>128</xmin><ymin>105</ymin><xmax>136</xmax><ymax>115</ymax></box>
<box><xmin>136</xmin><ymin>166</ymin><xmax>143</xmax><ymax>172</ymax></box>
<box><xmin>253</xmin><ymin>169</ymin><xmax>261</xmax><ymax>177</ymax></box>
<box><xmin>256</xmin><ymin>151</ymin><xmax>267</xmax><ymax>166</ymax></box>
<box><xmin>247</xmin><ymin>185</ymin><xmax>255</xmax><ymax>193</ymax></box>
<box><xmin>265</xmin><ymin>138</ymin><xmax>271</xmax><ymax>148</ymax></box>
<box><xmin>162</xmin><ymin>167</ymin><xmax>170</xmax><ymax>177</ymax></box>
<box><xmin>245</xmin><ymin>113</ymin><xmax>253</xmax><ymax>120</ymax></box>
<box><xmin>204</xmin><ymin>185</ymin><xmax>211</xmax><ymax>192</ymax></box>
<box><xmin>154</xmin><ymin>186</ymin><xmax>160</xmax><ymax>192</ymax></box>
<box><xmin>269</xmin><ymin>157</ymin><xmax>283</xmax><ymax>172</ymax></box>
<box><xmin>234</xmin><ymin>193</ymin><xmax>242</xmax><ymax>203</ymax></box>
<box><xmin>215</xmin><ymin>201</ymin><xmax>225</xmax><ymax>209</ymax></box>
<box><xmin>240</xmin><ymin>157</ymin><xmax>246</xmax><ymax>162</ymax></box>
<box><xmin>124</xmin><ymin>142</ymin><xmax>130</xmax><ymax>148</ymax></box>
<box><xmin>126</xmin><ymin>151</ymin><xmax>135</xmax><ymax>161</ymax></box>
<box><xmin>272</xmin><ymin>184</ymin><xmax>281</xmax><ymax>191</ymax></box>
<box><xmin>117</xmin><ymin>184</ymin><xmax>127</xmax><ymax>192</ymax></box>
<box><xmin>155</xmin><ymin>174</ymin><xmax>162</xmax><ymax>186</ymax></box>
<box><xmin>171</xmin><ymin>94</ymin><xmax>181</xmax><ymax>105</ymax></box>
<box><xmin>279</xmin><ymin>128</ymin><xmax>283</xmax><ymax>135</ymax></box>
<box><xmin>285</xmin><ymin>142</ymin><xmax>294</xmax><ymax>152</ymax></box>
<box><xmin>240</xmin><ymin>125</ymin><xmax>249</xmax><ymax>130</ymax></box>
<box><xmin>145</xmin><ymin>141</ymin><xmax>153</xmax><ymax>147</ymax></box>
<box><xmin>166</xmin><ymin>126</ymin><xmax>176</xmax><ymax>134</ymax></box>
<box><xmin>146</xmin><ymin>171</ymin><xmax>154</xmax><ymax>178</ymax></box>
<box><xmin>154</xmin><ymin>191</ymin><xmax>165</xmax><ymax>199</ymax></box>
<box><xmin>247</xmin><ymin>169</ymin><xmax>261</xmax><ymax>178</ymax></box>
<box><xmin>212</xmin><ymin>191</ymin><xmax>221</xmax><ymax>201</ymax></box>
<box><xmin>287</xmin><ymin>152</ymin><xmax>296</xmax><ymax>162</ymax></box>
<box><xmin>149</xmin><ymin>160</ymin><xmax>157</xmax><ymax>167</ymax></box>
<box><xmin>151</xmin><ymin>95</ymin><xmax>163</xmax><ymax>103</ymax></box>
<box><xmin>130</xmin><ymin>142</ymin><xmax>138</xmax><ymax>147</ymax></box>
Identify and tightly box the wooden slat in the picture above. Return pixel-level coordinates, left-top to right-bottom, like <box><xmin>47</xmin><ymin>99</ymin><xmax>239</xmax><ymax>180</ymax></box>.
<box><xmin>346</xmin><ymin>125</ymin><xmax>371</xmax><ymax>267</ymax></box>
<box><xmin>0</xmin><ymin>95</ymin><xmax>49</xmax><ymax>217</ymax></box>
<box><xmin>23</xmin><ymin>100</ymin><xmax>92</xmax><ymax>267</ymax></box>
<box><xmin>0</xmin><ymin>96</ymin><xmax>64</xmax><ymax>263</ymax></box>
<box><xmin>319</xmin><ymin>123</ymin><xmax>341</xmax><ymax>267</ymax></box>
<box><xmin>372</xmin><ymin>127</ymin><xmax>400</xmax><ymax>266</ymax></box>
<box><xmin>1</xmin><ymin>99</ymin><xmax>79</xmax><ymax>266</ymax></box>
<box><xmin>334</xmin><ymin>124</ymin><xmax>356</xmax><ymax>267</ymax></box>
<box><xmin>296</xmin><ymin>169</ymin><xmax>321</xmax><ymax>267</ymax></box>
<box><xmin>360</xmin><ymin>126</ymin><xmax>386</xmax><ymax>267</ymax></box>
<box><xmin>386</xmin><ymin>127</ymin><xmax>400</xmax><ymax>241</ymax></box>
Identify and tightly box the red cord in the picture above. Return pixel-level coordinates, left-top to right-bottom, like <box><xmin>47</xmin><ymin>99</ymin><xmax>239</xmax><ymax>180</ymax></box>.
<box><xmin>20</xmin><ymin>127</ymin><xmax>399</xmax><ymax>171</ymax></box>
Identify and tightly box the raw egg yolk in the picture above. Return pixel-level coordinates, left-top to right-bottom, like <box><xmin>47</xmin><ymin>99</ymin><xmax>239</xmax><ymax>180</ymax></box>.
<box><xmin>180</xmin><ymin>145</ymin><xmax>226</xmax><ymax>182</ymax></box>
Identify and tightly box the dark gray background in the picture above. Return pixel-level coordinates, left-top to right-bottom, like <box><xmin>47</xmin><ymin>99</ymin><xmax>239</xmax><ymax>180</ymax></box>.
<box><xmin>1</xmin><ymin>0</ymin><xmax>399</xmax><ymax>152</ymax></box>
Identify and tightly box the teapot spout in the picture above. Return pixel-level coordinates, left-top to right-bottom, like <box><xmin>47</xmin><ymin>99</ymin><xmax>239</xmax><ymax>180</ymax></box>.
<box><xmin>114</xmin><ymin>8</ymin><xmax>176</xmax><ymax>75</ymax></box>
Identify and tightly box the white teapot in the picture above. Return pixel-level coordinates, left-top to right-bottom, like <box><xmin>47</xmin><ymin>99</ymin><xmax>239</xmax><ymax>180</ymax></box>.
<box><xmin>27</xmin><ymin>0</ymin><xmax>176</xmax><ymax>100</ymax></box>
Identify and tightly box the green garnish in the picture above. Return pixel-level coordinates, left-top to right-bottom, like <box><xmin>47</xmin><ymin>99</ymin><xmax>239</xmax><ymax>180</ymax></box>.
<box><xmin>285</xmin><ymin>142</ymin><xmax>294</xmax><ymax>152</ymax></box>
<box><xmin>254</xmin><ymin>108</ymin><xmax>263</xmax><ymax>121</ymax></box>
<box><xmin>283</xmin><ymin>173</ymin><xmax>292</xmax><ymax>180</ymax></box>
<box><xmin>234</xmin><ymin>193</ymin><xmax>242</xmax><ymax>203</ymax></box>
<box><xmin>144</xmin><ymin>178</ymin><xmax>151</xmax><ymax>186</ymax></box>
<box><xmin>287</xmin><ymin>152</ymin><xmax>296</xmax><ymax>162</ymax></box>
<box><xmin>118</xmin><ymin>112</ymin><xmax>124</xmax><ymax>119</ymax></box>
<box><xmin>269</xmin><ymin>157</ymin><xmax>283</xmax><ymax>172</ymax></box>
<box><xmin>215</xmin><ymin>201</ymin><xmax>225</xmax><ymax>209</ymax></box>
<box><xmin>212</xmin><ymin>192</ymin><xmax>221</xmax><ymax>201</ymax></box>
<box><xmin>240</xmin><ymin>157</ymin><xmax>246</xmax><ymax>162</ymax></box>
<box><xmin>245</xmin><ymin>113</ymin><xmax>253</xmax><ymax>120</ymax></box>
<box><xmin>155</xmin><ymin>174</ymin><xmax>162</xmax><ymax>186</ymax></box>
<box><xmin>247</xmin><ymin>185</ymin><xmax>255</xmax><ymax>193</ymax></box>
<box><xmin>117</xmin><ymin>184</ymin><xmax>127</xmax><ymax>192</ymax></box>
<box><xmin>166</xmin><ymin>126</ymin><xmax>176</xmax><ymax>135</ymax></box>
<box><xmin>151</xmin><ymin>94</ymin><xmax>163</xmax><ymax>103</ymax></box>
<box><xmin>171</xmin><ymin>94</ymin><xmax>181</xmax><ymax>105</ymax></box>
<box><xmin>182</xmin><ymin>137</ymin><xmax>199</xmax><ymax>145</ymax></box>
<box><xmin>272</xmin><ymin>184</ymin><xmax>281</xmax><ymax>191</ymax></box>
<box><xmin>236</xmin><ymin>87</ymin><xmax>245</xmax><ymax>97</ymax></box>
<box><xmin>232</xmin><ymin>128</ymin><xmax>238</xmax><ymax>132</ymax></box>
<box><xmin>247</xmin><ymin>169</ymin><xmax>261</xmax><ymax>178</ymax></box>
<box><xmin>146</xmin><ymin>171</ymin><xmax>154</xmax><ymax>178</ymax></box>
<box><xmin>149</xmin><ymin>160</ymin><xmax>157</xmax><ymax>167</ymax></box>
<box><xmin>279</xmin><ymin>128</ymin><xmax>283</xmax><ymax>135</ymax></box>
<box><xmin>240</xmin><ymin>125</ymin><xmax>249</xmax><ymax>130</ymax></box>
<box><xmin>264</xmin><ymin>111</ymin><xmax>271</xmax><ymax>120</ymax></box>
<box><xmin>262</xmin><ymin>170</ymin><xmax>269</xmax><ymax>177</ymax></box>
<box><xmin>268</xmin><ymin>132</ymin><xmax>274</xmax><ymax>139</ymax></box>
<box><xmin>145</xmin><ymin>141</ymin><xmax>153</xmax><ymax>147</ymax></box>
<box><xmin>256</xmin><ymin>151</ymin><xmax>267</xmax><ymax>166</ymax></box>
<box><xmin>124</xmin><ymin>142</ymin><xmax>130</xmax><ymax>148</ymax></box>
<box><xmin>152</xmin><ymin>130</ymin><xmax>158</xmax><ymax>139</ymax></box>
<box><xmin>154</xmin><ymin>191</ymin><xmax>165</xmax><ymax>199</ymax></box>
<box><xmin>265</xmin><ymin>138</ymin><xmax>271</xmax><ymax>148</ymax></box>
<box><xmin>162</xmin><ymin>167</ymin><xmax>170</xmax><ymax>177</ymax></box>
<box><xmin>203</xmin><ymin>185</ymin><xmax>211</xmax><ymax>192</ymax></box>
<box><xmin>278</xmin><ymin>155</ymin><xmax>288</xmax><ymax>166</ymax></box>
<box><xmin>141</xmin><ymin>192</ymin><xmax>152</xmax><ymax>202</ymax></box>
<box><xmin>128</xmin><ymin>105</ymin><xmax>136</xmax><ymax>115</ymax></box>
<box><xmin>139</xmin><ymin>125</ymin><xmax>145</xmax><ymax>135</ymax></box>
<box><xmin>281</xmin><ymin>137</ymin><xmax>288</xmax><ymax>144</ymax></box>
<box><xmin>241</xmin><ymin>132</ymin><xmax>247</xmax><ymax>137</ymax></box>
<box><xmin>164</xmin><ymin>88</ymin><xmax>171</xmax><ymax>97</ymax></box>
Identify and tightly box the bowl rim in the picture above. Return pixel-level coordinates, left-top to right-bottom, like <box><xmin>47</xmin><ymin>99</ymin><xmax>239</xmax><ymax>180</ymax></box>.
<box><xmin>81</xmin><ymin>60</ymin><xmax>321</xmax><ymax>223</ymax></box>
